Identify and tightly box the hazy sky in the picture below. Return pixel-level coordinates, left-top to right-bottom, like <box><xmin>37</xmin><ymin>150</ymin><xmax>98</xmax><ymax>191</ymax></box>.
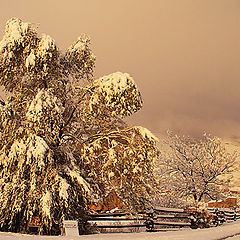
<box><xmin>0</xmin><ymin>0</ymin><xmax>240</xmax><ymax>138</ymax></box>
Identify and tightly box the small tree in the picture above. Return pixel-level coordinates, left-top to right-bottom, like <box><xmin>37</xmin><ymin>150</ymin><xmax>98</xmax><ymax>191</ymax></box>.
<box><xmin>158</xmin><ymin>132</ymin><xmax>237</xmax><ymax>203</ymax></box>
<box><xmin>0</xmin><ymin>18</ymin><xmax>159</xmax><ymax>234</ymax></box>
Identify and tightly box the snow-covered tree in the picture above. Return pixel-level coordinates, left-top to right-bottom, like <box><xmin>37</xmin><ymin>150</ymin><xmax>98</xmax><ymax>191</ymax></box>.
<box><xmin>158</xmin><ymin>132</ymin><xmax>237</xmax><ymax>203</ymax></box>
<box><xmin>78</xmin><ymin>126</ymin><xmax>159</xmax><ymax>211</ymax></box>
<box><xmin>0</xmin><ymin>18</ymin><xmax>159</xmax><ymax>234</ymax></box>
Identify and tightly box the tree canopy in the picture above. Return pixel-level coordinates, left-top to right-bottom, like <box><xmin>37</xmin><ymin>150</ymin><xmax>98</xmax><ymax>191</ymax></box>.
<box><xmin>158</xmin><ymin>132</ymin><xmax>237</xmax><ymax>203</ymax></box>
<box><xmin>0</xmin><ymin>18</ymin><xmax>159</xmax><ymax>234</ymax></box>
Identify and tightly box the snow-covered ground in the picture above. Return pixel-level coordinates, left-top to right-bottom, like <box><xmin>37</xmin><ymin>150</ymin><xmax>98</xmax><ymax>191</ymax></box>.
<box><xmin>226</xmin><ymin>236</ymin><xmax>240</xmax><ymax>240</ymax></box>
<box><xmin>1</xmin><ymin>221</ymin><xmax>240</xmax><ymax>240</ymax></box>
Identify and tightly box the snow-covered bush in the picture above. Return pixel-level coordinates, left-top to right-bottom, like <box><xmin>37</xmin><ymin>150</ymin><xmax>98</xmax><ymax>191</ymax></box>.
<box><xmin>0</xmin><ymin>18</ymin><xmax>159</xmax><ymax>234</ymax></box>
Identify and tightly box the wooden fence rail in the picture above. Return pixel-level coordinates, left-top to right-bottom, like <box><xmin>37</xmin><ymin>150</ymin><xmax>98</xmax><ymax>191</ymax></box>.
<box><xmin>208</xmin><ymin>208</ymin><xmax>240</xmax><ymax>222</ymax></box>
<box><xmin>87</xmin><ymin>207</ymin><xmax>240</xmax><ymax>233</ymax></box>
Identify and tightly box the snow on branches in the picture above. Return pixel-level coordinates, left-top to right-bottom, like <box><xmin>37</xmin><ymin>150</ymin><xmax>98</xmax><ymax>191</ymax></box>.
<box><xmin>0</xmin><ymin>18</ymin><xmax>62</xmax><ymax>95</ymax></box>
<box><xmin>0</xmin><ymin>100</ymin><xmax>19</xmax><ymax>151</ymax></box>
<box><xmin>88</xmin><ymin>72</ymin><xmax>142</xmax><ymax>118</ymax></box>
<box><xmin>135</xmin><ymin>126</ymin><xmax>159</xmax><ymax>142</ymax></box>
<box><xmin>0</xmin><ymin>133</ymin><xmax>89</xmax><ymax>233</ymax></box>
<box><xmin>0</xmin><ymin>101</ymin><xmax>12</xmax><ymax>132</ymax></box>
<box><xmin>0</xmin><ymin>18</ymin><xmax>34</xmax><ymax>52</ymax></box>
<box><xmin>63</xmin><ymin>35</ymin><xmax>96</xmax><ymax>81</ymax></box>
<box><xmin>0</xmin><ymin>18</ymin><xmax>38</xmax><ymax>91</ymax></box>
<box><xmin>25</xmin><ymin>50</ymin><xmax>36</xmax><ymax>69</ymax></box>
<box><xmin>37</xmin><ymin>34</ymin><xmax>56</xmax><ymax>58</ymax></box>
<box><xmin>0</xmin><ymin>18</ymin><xmax>158</xmax><ymax>234</ymax></box>
<box><xmin>26</xmin><ymin>88</ymin><xmax>64</xmax><ymax>143</ymax></box>
<box><xmin>78</xmin><ymin>127</ymin><xmax>159</xmax><ymax>211</ymax></box>
<box><xmin>158</xmin><ymin>132</ymin><xmax>238</xmax><ymax>203</ymax></box>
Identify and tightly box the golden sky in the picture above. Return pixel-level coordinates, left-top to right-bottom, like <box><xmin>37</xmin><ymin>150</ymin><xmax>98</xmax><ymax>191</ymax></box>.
<box><xmin>0</xmin><ymin>0</ymin><xmax>240</xmax><ymax>138</ymax></box>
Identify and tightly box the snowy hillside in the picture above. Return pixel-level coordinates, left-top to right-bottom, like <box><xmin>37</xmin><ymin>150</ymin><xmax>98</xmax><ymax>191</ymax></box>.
<box><xmin>223</xmin><ymin>137</ymin><xmax>240</xmax><ymax>154</ymax></box>
<box><xmin>222</xmin><ymin>138</ymin><xmax>240</xmax><ymax>193</ymax></box>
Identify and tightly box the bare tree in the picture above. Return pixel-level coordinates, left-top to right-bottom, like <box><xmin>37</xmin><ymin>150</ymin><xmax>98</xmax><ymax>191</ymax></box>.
<box><xmin>158</xmin><ymin>132</ymin><xmax>238</xmax><ymax>203</ymax></box>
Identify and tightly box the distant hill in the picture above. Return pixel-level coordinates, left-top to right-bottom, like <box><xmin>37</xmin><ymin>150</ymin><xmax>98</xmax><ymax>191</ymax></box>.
<box><xmin>222</xmin><ymin>138</ymin><xmax>240</xmax><ymax>193</ymax></box>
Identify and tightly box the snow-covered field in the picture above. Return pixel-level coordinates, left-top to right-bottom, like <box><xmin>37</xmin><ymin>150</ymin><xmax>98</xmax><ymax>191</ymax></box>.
<box><xmin>227</xmin><ymin>237</ymin><xmax>240</xmax><ymax>240</ymax></box>
<box><xmin>1</xmin><ymin>221</ymin><xmax>240</xmax><ymax>240</ymax></box>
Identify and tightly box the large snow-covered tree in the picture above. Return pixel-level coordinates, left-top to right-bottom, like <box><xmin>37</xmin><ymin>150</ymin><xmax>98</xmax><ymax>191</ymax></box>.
<box><xmin>158</xmin><ymin>132</ymin><xmax>237</xmax><ymax>203</ymax></box>
<box><xmin>0</xmin><ymin>18</ymin><xmax>159</xmax><ymax>234</ymax></box>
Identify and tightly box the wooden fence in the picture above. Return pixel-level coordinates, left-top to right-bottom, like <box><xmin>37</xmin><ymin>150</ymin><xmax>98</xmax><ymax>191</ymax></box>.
<box><xmin>208</xmin><ymin>208</ymin><xmax>240</xmax><ymax>224</ymax></box>
<box><xmin>87</xmin><ymin>207</ymin><xmax>240</xmax><ymax>233</ymax></box>
<box><xmin>87</xmin><ymin>212</ymin><xmax>146</xmax><ymax>233</ymax></box>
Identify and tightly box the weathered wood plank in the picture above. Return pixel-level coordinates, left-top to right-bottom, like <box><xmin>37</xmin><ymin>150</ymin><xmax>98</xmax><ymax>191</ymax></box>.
<box><xmin>154</xmin><ymin>221</ymin><xmax>191</xmax><ymax>227</ymax></box>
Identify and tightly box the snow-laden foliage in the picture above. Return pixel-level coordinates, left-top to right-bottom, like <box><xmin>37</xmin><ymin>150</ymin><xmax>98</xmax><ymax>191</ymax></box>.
<box><xmin>34</xmin><ymin>34</ymin><xmax>61</xmax><ymax>90</ymax></box>
<box><xmin>88</xmin><ymin>72</ymin><xmax>142</xmax><ymax>118</ymax></box>
<box><xmin>0</xmin><ymin>18</ymin><xmax>158</xmax><ymax>235</ymax></box>
<box><xmin>158</xmin><ymin>132</ymin><xmax>237</xmax><ymax>203</ymax></box>
<box><xmin>135</xmin><ymin>126</ymin><xmax>159</xmax><ymax>142</ymax></box>
<box><xmin>0</xmin><ymin>18</ymin><xmax>38</xmax><ymax>92</ymax></box>
<box><xmin>0</xmin><ymin>100</ymin><xmax>21</xmax><ymax>151</ymax></box>
<box><xmin>0</xmin><ymin>18</ymin><xmax>63</xmax><ymax>96</ymax></box>
<box><xmin>63</xmin><ymin>72</ymin><xmax>143</xmax><ymax>142</ymax></box>
<box><xmin>0</xmin><ymin>18</ymin><xmax>34</xmax><ymax>53</ymax></box>
<box><xmin>0</xmin><ymin>134</ymin><xmax>87</xmax><ymax>234</ymax></box>
<box><xmin>78</xmin><ymin>127</ymin><xmax>159</xmax><ymax>211</ymax></box>
<box><xmin>26</xmin><ymin>88</ymin><xmax>64</xmax><ymax>143</ymax></box>
<box><xmin>62</xmin><ymin>35</ymin><xmax>96</xmax><ymax>81</ymax></box>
